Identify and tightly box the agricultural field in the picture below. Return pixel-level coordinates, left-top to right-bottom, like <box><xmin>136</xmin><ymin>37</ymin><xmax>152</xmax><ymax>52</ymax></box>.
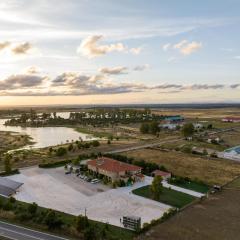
<box><xmin>138</xmin><ymin>177</ymin><xmax>240</xmax><ymax>240</ymax></box>
<box><xmin>123</xmin><ymin>148</ymin><xmax>240</xmax><ymax>185</ymax></box>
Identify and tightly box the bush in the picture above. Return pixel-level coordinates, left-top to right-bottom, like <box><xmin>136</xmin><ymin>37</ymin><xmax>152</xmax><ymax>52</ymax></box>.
<box><xmin>56</xmin><ymin>147</ymin><xmax>67</xmax><ymax>156</ymax></box>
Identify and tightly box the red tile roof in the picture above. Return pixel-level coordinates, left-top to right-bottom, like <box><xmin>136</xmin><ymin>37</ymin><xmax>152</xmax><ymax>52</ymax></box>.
<box><xmin>87</xmin><ymin>157</ymin><xmax>142</xmax><ymax>173</ymax></box>
<box><xmin>152</xmin><ymin>170</ymin><xmax>171</xmax><ymax>177</ymax></box>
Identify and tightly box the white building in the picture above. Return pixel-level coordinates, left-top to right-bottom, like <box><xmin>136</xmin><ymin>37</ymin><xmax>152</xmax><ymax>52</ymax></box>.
<box><xmin>218</xmin><ymin>146</ymin><xmax>240</xmax><ymax>161</ymax></box>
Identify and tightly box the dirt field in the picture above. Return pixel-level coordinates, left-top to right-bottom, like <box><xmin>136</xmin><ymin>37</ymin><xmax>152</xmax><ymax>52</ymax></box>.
<box><xmin>137</xmin><ymin>177</ymin><xmax>240</xmax><ymax>240</ymax></box>
<box><xmin>0</xmin><ymin>131</ymin><xmax>31</xmax><ymax>153</ymax></box>
<box><xmin>153</xmin><ymin>107</ymin><xmax>240</xmax><ymax>119</ymax></box>
<box><xmin>124</xmin><ymin>149</ymin><xmax>240</xmax><ymax>185</ymax></box>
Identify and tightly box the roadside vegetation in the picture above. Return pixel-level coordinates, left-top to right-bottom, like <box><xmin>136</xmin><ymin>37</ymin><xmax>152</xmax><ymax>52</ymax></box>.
<box><xmin>0</xmin><ymin>196</ymin><xmax>134</xmax><ymax>240</ymax></box>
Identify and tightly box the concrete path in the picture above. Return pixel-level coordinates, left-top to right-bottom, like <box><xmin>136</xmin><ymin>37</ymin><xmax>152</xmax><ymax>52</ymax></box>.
<box><xmin>162</xmin><ymin>181</ymin><xmax>205</xmax><ymax>198</ymax></box>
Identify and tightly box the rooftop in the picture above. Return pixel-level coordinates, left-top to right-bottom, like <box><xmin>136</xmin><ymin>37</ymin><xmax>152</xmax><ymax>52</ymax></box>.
<box><xmin>152</xmin><ymin>170</ymin><xmax>171</xmax><ymax>177</ymax></box>
<box><xmin>0</xmin><ymin>177</ymin><xmax>23</xmax><ymax>197</ymax></box>
<box><xmin>225</xmin><ymin>146</ymin><xmax>240</xmax><ymax>154</ymax></box>
<box><xmin>87</xmin><ymin>157</ymin><xmax>142</xmax><ymax>173</ymax></box>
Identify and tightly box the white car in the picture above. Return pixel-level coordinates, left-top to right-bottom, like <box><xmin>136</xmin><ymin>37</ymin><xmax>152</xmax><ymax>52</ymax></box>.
<box><xmin>91</xmin><ymin>179</ymin><xmax>100</xmax><ymax>184</ymax></box>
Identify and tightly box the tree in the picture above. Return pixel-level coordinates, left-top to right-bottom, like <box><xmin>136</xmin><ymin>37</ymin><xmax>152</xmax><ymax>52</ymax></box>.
<box><xmin>140</xmin><ymin>123</ymin><xmax>149</xmax><ymax>134</ymax></box>
<box><xmin>75</xmin><ymin>215</ymin><xmax>89</xmax><ymax>232</ymax></box>
<box><xmin>28</xmin><ymin>202</ymin><xmax>38</xmax><ymax>215</ymax></box>
<box><xmin>151</xmin><ymin>176</ymin><xmax>163</xmax><ymax>200</ymax></box>
<box><xmin>149</xmin><ymin>121</ymin><xmax>159</xmax><ymax>135</ymax></box>
<box><xmin>182</xmin><ymin>123</ymin><xmax>194</xmax><ymax>137</ymax></box>
<box><xmin>45</xmin><ymin>209</ymin><xmax>63</xmax><ymax>229</ymax></box>
<box><xmin>4</xmin><ymin>157</ymin><xmax>12</xmax><ymax>174</ymax></box>
<box><xmin>56</xmin><ymin>147</ymin><xmax>67</xmax><ymax>156</ymax></box>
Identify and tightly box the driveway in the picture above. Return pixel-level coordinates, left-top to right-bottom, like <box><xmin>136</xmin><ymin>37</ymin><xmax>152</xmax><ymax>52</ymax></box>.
<box><xmin>7</xmin><ymin>167</ymin><xmax>171</xmax><ymax>228</ymax></box>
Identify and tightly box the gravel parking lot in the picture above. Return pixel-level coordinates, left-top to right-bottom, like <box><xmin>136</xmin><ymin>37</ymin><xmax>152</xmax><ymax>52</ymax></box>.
<box><xmin>7</xmin><ymin>167</ymin><xmax>171</xmax><ymax>228</ymax></box>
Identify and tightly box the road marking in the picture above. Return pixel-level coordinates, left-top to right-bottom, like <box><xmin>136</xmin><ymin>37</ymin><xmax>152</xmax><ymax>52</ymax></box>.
<box><xmin>0</xmin><ymin>221</ymin><xmax>68</xmax><ymax>240</ymax></box>
<box><xmin>0</xmin><ymin>226</ymin><xmax>44</xmax><ymax>240</ymax></box>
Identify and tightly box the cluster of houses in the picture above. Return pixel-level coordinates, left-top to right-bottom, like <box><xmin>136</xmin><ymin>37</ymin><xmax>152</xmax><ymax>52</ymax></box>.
<box><xmin>222</xmin><ymin>117</ymin><xmax>240</xmax><ymax>123</ymax></box>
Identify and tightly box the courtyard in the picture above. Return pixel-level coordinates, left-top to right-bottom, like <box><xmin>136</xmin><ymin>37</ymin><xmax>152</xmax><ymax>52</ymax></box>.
<box><xmin>7</xmin><ymin>167</ymin><xmax>171</xmax><ymax>228</ymax></box>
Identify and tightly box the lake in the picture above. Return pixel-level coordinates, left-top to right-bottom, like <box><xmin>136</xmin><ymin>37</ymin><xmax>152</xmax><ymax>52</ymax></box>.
<box><xmin>0</xmin><ymin>119</ymin><xmax>95</xmax><ymax>149</ymax></box>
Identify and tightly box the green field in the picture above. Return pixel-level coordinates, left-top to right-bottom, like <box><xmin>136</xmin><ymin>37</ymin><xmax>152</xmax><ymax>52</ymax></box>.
<box><xmin>132</xmin><ymin>186</ymin><xmax>196</xmax><ymax>208</ymax></box>
<box><xmin>169</xmin><ymin>181</ymin><xmax>209</xmax><ymax>193</ymax></box>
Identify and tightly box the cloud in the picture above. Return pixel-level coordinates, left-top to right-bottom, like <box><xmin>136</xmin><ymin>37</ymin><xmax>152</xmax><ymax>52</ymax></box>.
<box><xmin>0</xmin><ymin>41</ymin><xmax>10</xmax><ymax>51</ymax></box>
<box><xmin>234</xmin><ymin>56</ymin><xmax>240</xmax><ymax>59</ymax></box>
<box><xmin>99</xmin><ymin>66</ymin><xmax>128</xmax><ymax>75</ymax></box>
<box><xmin>0</xmin><ymin>74</ymin><xmax>46</xmax><ymax>90</ymax></box>
<box><xmin>133</xmin><ymin>64</ymin><xmax>150</xmax><ymax>71</ymax></box>
<box><xmin>162</xmin><ymin>43</ymin><xmax>171</xmax><ymax>51</ymax></box>
<box><xmin>180</xmin><ymin>41</ymin><xmax>202</xmax><ymax>55</ymax></box>
<box><xmin>23</xmin><ymin>66</ymin><xmax>41</xmax><ymax>75</ymax></box>
<box><xmin>165</xmin><ymin>40</ymin><xmax>202</xmax><ymax>56</ymax></box>
<box><xmin>129</xmin><ymin>47</ymin><xmax>142</xmax><ymax>55</ymax></box>
<box><xmin>77</xmin><ymin>35</ymin><xmax>126</xmax><ymax>58</ymax></box>
<box><xmin>11</xmin><ymin>42</ymin><xmax>33</xmax><ymax>55</ymax></box>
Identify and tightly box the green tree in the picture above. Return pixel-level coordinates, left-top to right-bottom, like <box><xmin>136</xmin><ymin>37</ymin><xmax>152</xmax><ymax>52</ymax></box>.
<box><xmin>151</xmin><ymin>176</ymin><xmax>163</xmax><ymax>200</ymax></box>
<box><xmin>4</xmin><ymin>157</ymin><xmax>12</xmax><ymax>174</ymax></box>
<box><xmin>28</xmin><ymin>202</ymin><xmax>38</xmax><ymax>215</ymax></box>
<box><xmin>75</xmin><ymin>215</ymin><xmax>89</xmax><ymax>232</ymax></box>
<box><xmin>149</xmin><ymin>121</ymin><xmax>159</xmax><ymax>135</ymax></box>
<box><xmin>140</xmin><ymin>123</ymin><xmax>149</xmax><ymax>134</ymax></box>
<box><xmin>45</xmin><ymin>209</ymin><xmax>63</xmax><ymax>229</ymax></box>
<box><xmin>182</xmin><ymin>123</ymin><xmax>194</xmax><ymax>137</ymax></box>
<box><xmin>56</xmin><ymin>147</ymin><xmax>67</xmax><ymax>156</ymax></box>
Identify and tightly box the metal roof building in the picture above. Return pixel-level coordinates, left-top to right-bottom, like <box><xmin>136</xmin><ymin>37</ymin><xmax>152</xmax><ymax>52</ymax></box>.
<box><xmin>0</xmin><ymin>177</ymin><xmax>23</xmax><ymax>197</ymax></box>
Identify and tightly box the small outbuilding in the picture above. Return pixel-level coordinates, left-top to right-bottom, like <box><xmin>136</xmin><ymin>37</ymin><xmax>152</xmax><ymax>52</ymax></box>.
<box><xmin>0</xmin><ymin>177</ymin><xmax>23</xmax><ymax>198</ymax></box>
<box><xmin>152</xmin><ymin>170</ymin><xmax>171</xmax><ymax>180</ymax></box>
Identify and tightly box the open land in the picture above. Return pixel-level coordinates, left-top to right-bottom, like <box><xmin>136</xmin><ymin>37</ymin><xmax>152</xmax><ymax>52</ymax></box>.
<box><xmin>137</xmin><ymin>177</ymin><xmax>240</xmax><ymax>240</ymax></box>
<box><xmin>123</xmin><ymin>148</ymin><xmax>240</xmax><ymax>185</ymax></box>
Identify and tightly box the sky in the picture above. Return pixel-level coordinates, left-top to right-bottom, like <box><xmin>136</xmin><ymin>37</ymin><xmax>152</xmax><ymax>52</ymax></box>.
<box><xmin>0</xmin><ymin>0</ymin><xmax>240</xmax><ymax>106</ymax></box>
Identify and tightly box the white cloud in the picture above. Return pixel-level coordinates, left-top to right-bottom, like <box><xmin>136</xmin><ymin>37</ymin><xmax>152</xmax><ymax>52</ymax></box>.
<box><xmin>180</xmin><ymin>41</ymin><xmax>202</xmax><ymax>55</ymax></box>
<box><xmin>99</xmin><ymin>66</ymin><xmax>128</xmax><ymax>75</ymax></box>
<box><xmin>162</xmin><ymin>43</ymin><xmax>171</xmax><ymax>51</ymax></box>
<box><xmin>77</xmin><ymin>35</ymin><xmax>126</xmax><ymax>58</ymax></box>
<box><xmin>173</xmin><ymin>40</ymin><xmax>188</xmax><ymax>49</ymax></box>
<box><xmin>129</xmin><ymin>47</ymin><xmax>142</xmax><ymax>55</ymax></box>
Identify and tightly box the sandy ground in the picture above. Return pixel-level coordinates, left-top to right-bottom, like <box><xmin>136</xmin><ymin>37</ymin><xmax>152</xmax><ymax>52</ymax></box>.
<box><xmin>7</xmin><ymin>167</ymin><xmax>171</xmax><ymax>228</ymax></box>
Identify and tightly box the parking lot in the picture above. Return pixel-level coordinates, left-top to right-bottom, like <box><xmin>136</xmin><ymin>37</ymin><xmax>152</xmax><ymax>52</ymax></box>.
<box><xmin>7</xmin><ymin>167</ymin><xmax>171</xmax><ymax>228</ymax></box>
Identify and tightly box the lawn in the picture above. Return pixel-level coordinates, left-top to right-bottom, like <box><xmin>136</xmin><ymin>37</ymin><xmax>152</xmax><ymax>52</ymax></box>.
<box><xmin>132</xmin><ymin>185</ymin><xmax>196</xmax><ymax>209</ymax></box>
<box><xmin>169</xmin><ymin>180</ymin><xmax>209</xmax><ymax>193</ymax></box>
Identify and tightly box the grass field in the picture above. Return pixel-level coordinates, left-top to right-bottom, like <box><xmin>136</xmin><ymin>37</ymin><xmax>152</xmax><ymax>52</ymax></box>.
<box><xmin>138</xmin><ymin>177</ymin><xmax>240</xmax><ymax>240</ymax></box>
<box><xmin>169</xmin><ymin>181</ymin><xmax>209</xmax><ymax>193</ymax></box>
<box><xmin>123</xmin><ymin>149</ymin><xmax>240</xmax><ymax>185</ymax></box>
<box><xmin>132</xmin><ymin>186</ymin><xmax>195</xmax><ymax>208</ymax></box>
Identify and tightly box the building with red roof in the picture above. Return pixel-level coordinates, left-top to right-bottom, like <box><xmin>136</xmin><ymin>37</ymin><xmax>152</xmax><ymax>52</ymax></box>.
<box><xmin>87</xmin><ymin>157</ymin><xmax>143</xmax><ymax>182</ymax></box>
<box><xmin>152</xmin><ymin>170</ymin><xmax>171</xmax><ymax>180</ymax></box>
<box><xmin>222</xmin><ymin>117</ymin><xmax>240</xmax><ymax>123</ymax></box>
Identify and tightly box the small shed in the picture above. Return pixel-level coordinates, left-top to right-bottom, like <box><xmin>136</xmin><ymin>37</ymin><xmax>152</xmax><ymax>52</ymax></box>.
<box><xmin>0</xmin><ymin>177</ymin><xmax>23</xmax><ymax>198</ymax></box>
<box><xmin>152</xmin><ymin>170</ymin><xmax>171</xmax><ymax>180</ymax></box>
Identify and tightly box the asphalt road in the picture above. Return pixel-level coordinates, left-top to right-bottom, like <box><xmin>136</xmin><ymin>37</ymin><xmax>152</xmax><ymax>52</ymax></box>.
<box><xmin>106</xmin><ymin>137</ymin><xmax>182</xmax><ymax>154</ymax></box>
<box><xmin>0</xmin><ymin>221</ymin><xmax>69</xmax><ymax>240</ymax></box>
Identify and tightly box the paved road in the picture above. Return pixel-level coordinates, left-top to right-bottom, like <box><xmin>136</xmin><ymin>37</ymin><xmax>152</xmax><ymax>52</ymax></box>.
<box><xmin>106</xmin><ymin>137</ymin><xmax>183</xmax><ymax>154</ymax></box>
<box><xmin>0</xmin><ymin>221</ymin><xmax>68</xmax><ymax>240</ymax></box>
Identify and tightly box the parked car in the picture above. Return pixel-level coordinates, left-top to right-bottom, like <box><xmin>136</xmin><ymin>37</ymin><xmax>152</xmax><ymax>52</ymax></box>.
<box><xmin>65</xmin><ymin>171</ymin><xmax>71</xmax><ymax>175</ymax></box>
<box><xmin>91</xmin><ymin>179</ymin><xmax>100</xmax><ymax>184</ymax></box>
